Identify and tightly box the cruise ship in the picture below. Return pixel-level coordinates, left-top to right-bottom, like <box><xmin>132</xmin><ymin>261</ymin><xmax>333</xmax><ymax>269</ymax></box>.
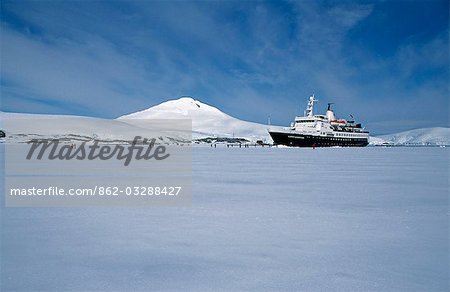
<box><xmin>268</xmin><ymin>95</ymin><xmax>369</xmax><ymax>147</ymax></box>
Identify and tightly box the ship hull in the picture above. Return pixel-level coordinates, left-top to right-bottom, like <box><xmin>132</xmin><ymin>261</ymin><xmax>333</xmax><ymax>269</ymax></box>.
<box><xmin>269</xmin><ymin>131</ymin><xmax>369</xmax><ymax>147</ymax></box>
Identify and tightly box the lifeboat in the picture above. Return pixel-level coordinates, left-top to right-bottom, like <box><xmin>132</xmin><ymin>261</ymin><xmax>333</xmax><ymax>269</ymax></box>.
<box><xmin>332</xmin><ymin>119</ymin><xmax>347</xmax><ymax>124</ymax></box>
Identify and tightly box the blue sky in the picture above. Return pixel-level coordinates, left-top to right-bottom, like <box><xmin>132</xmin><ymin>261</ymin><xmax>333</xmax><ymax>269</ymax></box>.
<box><xmin>1</xmin><ymin>0</ymin><xmax>448</xmax><ymax>134</ymax></box>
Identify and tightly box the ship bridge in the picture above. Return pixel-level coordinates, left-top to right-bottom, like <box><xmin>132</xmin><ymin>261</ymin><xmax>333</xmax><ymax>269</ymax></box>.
<box><xmin>294</xmin><ymin>115</ymin><xmax>327</xmax><ymax>123</ymax></box>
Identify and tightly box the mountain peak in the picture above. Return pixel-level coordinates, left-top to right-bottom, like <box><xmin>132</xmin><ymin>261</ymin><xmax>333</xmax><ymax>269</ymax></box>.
<box><xmin>172</xmin><ymin>96</ymin><xmax>202</xmax><ymax>109</ymax></box>
<box><xmin>117</xmin><ymin>97</ymin><xmax>271</xmax><ymax>141</ymax></box>
<box><xmin>118</xmin><ymin>97</ymin><xmax>223</xmax><ymax>119</ymax></box>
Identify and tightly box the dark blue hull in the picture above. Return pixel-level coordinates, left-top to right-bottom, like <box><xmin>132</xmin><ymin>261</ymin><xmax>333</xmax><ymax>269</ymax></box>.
<box><xmin>269</xmin><ymin>131</ymin><xmax>369</xmax><ymax>147</ymax></box>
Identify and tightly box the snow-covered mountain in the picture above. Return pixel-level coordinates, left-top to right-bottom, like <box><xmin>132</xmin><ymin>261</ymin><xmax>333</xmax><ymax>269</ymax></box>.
<box><xmin>370</xmin><ymin>127</ymin><xmax>450</xmax><ymax>146</ymax></box>
<box><xmin>118</xmin><ymin>97</ymin><xmax>271</xmax><ymax>142</ymax></box>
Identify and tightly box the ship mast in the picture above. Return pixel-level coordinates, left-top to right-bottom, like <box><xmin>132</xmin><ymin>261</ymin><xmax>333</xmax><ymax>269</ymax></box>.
<box><xmin>305</xmin><ymin>94</ymin><xmax>317</xmax><ymax>117</ymax></box>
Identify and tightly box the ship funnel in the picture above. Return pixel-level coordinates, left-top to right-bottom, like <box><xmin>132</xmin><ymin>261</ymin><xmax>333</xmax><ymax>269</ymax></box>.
<box><xmin>326</xmin><ymin>103</ymin><xmax>336</xmax><ymax>121</ymax></box>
